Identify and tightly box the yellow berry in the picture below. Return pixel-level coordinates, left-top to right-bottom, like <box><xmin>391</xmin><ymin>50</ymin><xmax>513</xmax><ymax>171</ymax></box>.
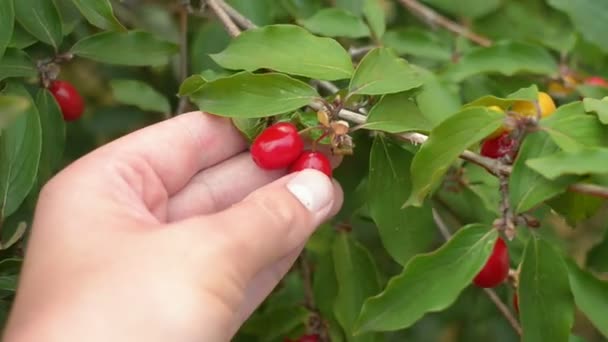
<box><xmin>511</xmin><ymin>92</ymin><xmax>556</xmax><ymax>118</ymax></box>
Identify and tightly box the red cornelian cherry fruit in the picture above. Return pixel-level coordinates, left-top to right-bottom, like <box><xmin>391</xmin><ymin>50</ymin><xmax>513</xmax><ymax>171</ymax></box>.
<box><xmin>251</xmin><ymin>122</ymin><xmax>304</xmax><ymax>170</ymax></box>
<box><xmin>49</xmin><ymin>80</ymin><xmax>85</xmax><ymax>121</ymax></box>
<box><xmin>473</xmin><ymin>237</ymin><xmax>509</xmax><ymax>288</ymax></box>
<box><xmin>298</xmin><ymin>334</ymin><xmax>320</xmax><ymax>342</ymax></box>
<box><xmin>585</xmin><ymin>76</ymin><xmax>608</xmax><ymax>88</ymax></box>
<box><xmin>480</xmin><ymin>132</ymin><xmax>515</xmax><ymax>159</ymax></box>
<box><xmin>289</xmin><ymin>150</ymin><xmax>333</xmax><ymax>177</ymax></box>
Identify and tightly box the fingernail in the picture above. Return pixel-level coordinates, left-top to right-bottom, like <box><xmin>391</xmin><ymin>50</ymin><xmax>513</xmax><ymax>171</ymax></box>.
<box><xmin>286</xmin><ymin>169</ymin><xmax>333</xmax><ymax>213</ymax></box>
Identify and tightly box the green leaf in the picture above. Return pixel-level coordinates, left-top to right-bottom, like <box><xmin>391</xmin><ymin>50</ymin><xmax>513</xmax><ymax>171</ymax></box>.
<box><xmin>368</xmin><ymin>136</ymin><xmax>436</xmax><ymax>265</ymax></box>
<box><xmin>0</xmin><ymin>84</ymin><xmax>41</xmax><ymax>219</ymax></box>
<box><xmin>444</xmin><ymin>41</ymin><xmax>558</xmax><ymax>82</ymax></box>
<box><xmin>587</xmin><ymin>230</ymin><xmax>608</xmax><ymax>273</ymax></box>
<box><xmin>421</xmin><ymin>0</ymin><xmax>501</xmax><ymax>19</ymax></box>
<box><xmin>414</xmin><ymin>65</ymin><xmax>461</xmax><ymax>126</ymax></box>
<box><xmin>35</xmin><ymin>89</ymin><xmax>65</xmax><ymax>186</ymax></box>
<box><xmin>548</xmin><ymin>190</ymin><xmax>603</xmax><ymax>227</ymax></box>
<box><xmin>577</xmin><ymin>85</ymin><xmax>608</xmax><ymax>100</ymax></box>
<box><xmin>111</xmin><ymin>80</ymin><xmax>171</xmax><ymax>114</ymax></box>
<box><xmin>211</xmin><ymin>24</ymin><xmax>354</xmax><ymax>81</ymax></box>
<box><xmin>299</xmin><ymin>8</ymin><xmax>370</xmax><ymax>38</ymax></box>
<box><xmin>333</xmin><ymin>232</ymin><xmax>381</xmax><ymax>341</ymax></box>
<box><xmin>527</xmin><ymin>147</ymin><xmax>608</xmax><ymax>180</ymax></box>
<box><xmin>178</xmin><ymin>75</ymin><xmax>207</xmax><ymax>97</ymax></box>
<box><xmin>0</xmin><ymin>49</ymin><xmax>37</xmax><ymax>81</ymax></box>
<box><xmin>365</xmin><ymin>93</ymin><xmax>432</xmax><ymax>133</ymax></box>
<box><xmin>8</xmin><ymin>25</ymin><xmax>37</xmax><ymax>50</ymax></box>
<box><xmin>0</xmin><ymin>95</ymin><xmax>29</xmax><ymax>131</ymax></box>
<box><xmin>14</xmin><ymin>0</ymin><xmax>62</xmax><ymax>49</ymax></box>
<box><xmin>349</xmin><ymin>48</ymin><xmax>422</xmax><ymax>95</ymax></box>
<box><xmin>583</xmin><ymin>97</ymin><xmax>608</xmax><ymax>124</ymax></box>
<box><xmin>519</xmin><ymin>235</ymin><xmax>574</xmax><ymax>342</ymax></box>
<box><xmin>363</xmin><ymin>0</ymin><xmax>385</xmax><ymax>39</ymax></box>
<box><xmin>188</xmin><ymin>72</ymin><xmax>318</xmax><ymax>118</ymax></box>
<box><xmin>463</xmin><ymin>84</ymin><xmax>539</xmax><ymax>109</ymax></box>
<box><xmin>567</xmin><ymin>260</ymin><xmax>608</xmax><ymax>338</ymax></box>
<box><xmin>71</xmin><ymin>31</ymin><xmax>178</xmax><ymax>66</ymax></box>
<box><xmin>72</xmin><ymin>0</ymin><xmax>125</xmax><ymax>31</ymax></box>
<box><xmin>0</xmin><ymin>275</ymin><xmax>16</xmax><ymax>292</ymax></box>
<box><xmin>0</xmin><ymin>0</ymin><xmax>14</xmax><ymax>59</ymax></box>
<box><xmin>241</xmin><ymin>306</ymin><xmax>310</xmax><ymax>341</ymax></box>
<box><xmin>335</xmin><ymin>0</ymin><xmax>364</xmax><ymax>16</ymax></box>
<box><xmin>355</xmin><ymin>224</ymin><xmax>498</xmax><ymax>333</ymax></box>
<box><xmin>406</xmin><ymin>107</ymin><xmax>504</xmax><ymax>207</ymax></box>
<box><xmin>547</xmin><ymin>0</ymin><xmax>608</xmax><ymax>53</ymax></box>
<box><xmin>382</xmin><ymin>28</ymin><xmax>451</xmax><ymax>61</ymax></box>
<box><xmin>540</xmin><ymin>102</ymin><xmax>608</xmax><ymax>152</ymax></box>
<box><xmin>509</xmin><ymin>131</ymin><xmax>574</xmax><ymax>214</ymax></box>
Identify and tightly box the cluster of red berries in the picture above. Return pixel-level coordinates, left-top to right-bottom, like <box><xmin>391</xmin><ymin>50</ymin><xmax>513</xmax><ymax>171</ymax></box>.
<box><xmin>284</xmin><ymin>334</ymin><xmax>319</xmax><ymax>342</ymax></box>
<box><xmin>48</xmin><ymin>80</ymin><xmax>85</xmax><ymax>122</ymax></box>
<box><xmin>251</xmin><ymin>122</ymin><xmax>333</xmax><ymax>177</ymax></box>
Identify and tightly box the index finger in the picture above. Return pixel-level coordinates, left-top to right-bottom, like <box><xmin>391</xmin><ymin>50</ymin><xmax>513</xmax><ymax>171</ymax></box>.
<box><xmin>78</xmin><ymin>111</ymin><xmax>247</xmax><ymax>195</ymax></box>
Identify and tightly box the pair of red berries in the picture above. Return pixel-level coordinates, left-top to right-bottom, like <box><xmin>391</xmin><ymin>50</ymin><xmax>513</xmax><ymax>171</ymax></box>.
<box><xmin>251</xmin><ymin>122</ymin><xmax>333</xmax><ymax>177</ymax></box>
<box><xmin>285</xmin><ymin>334</ymin><xmax>319</xmax><ymax>342</ymax></box>
<box><xmin>48</xmin><ymin>80</ymin><xmax>85</xmax><ymax>121</ymax></box>
<box><xmin>473</xmin><ymin>237</ymin><xmax>509</xmax><ymax>288</ymax></box>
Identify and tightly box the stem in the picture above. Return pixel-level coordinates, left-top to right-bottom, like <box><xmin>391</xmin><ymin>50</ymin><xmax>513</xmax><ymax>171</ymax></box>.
<box><xmin>396</xmin><ymin>0</ymin><xmax>492</xmax><ymax>47</ymax></box>
<box><xmin>299</xmin><ymin>253</ymin><xmax>315</xmax><ymax>311</ymax></box>
<box><xmin>216</xmin><ymin>0</ymin><xmax>257</xmax><ymax>29</ymax></box>
<box><xmin>207</xmin><ymin>0</ymin><xmax>241</xmax><ymax>37</ymax></box>
<box><xmin>432</xmin><ymin>208</ymin><xmax>523</xmax><ymax>336</ymax></box>
<box><xmin>176</xmin><ymin>1</ymin><xmax>191</xmax><ymax>116</ymax></box>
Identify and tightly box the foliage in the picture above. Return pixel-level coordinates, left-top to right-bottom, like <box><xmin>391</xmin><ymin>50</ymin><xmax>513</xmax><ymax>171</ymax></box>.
<box><xmin>1</xmin><ymin>0</ymin><xmax>607</xmax><ymax>341</ymax></box>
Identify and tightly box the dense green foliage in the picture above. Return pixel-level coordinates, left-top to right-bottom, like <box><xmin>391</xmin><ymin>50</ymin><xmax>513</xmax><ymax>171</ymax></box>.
<box><xmin>1</xmin><ymin>0</ymin><xmax>607</xmax><ymax>341</ymax></box>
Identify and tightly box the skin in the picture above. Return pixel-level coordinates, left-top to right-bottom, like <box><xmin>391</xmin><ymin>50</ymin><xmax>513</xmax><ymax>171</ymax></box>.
<box><xmin>3</xmin><ymin>111</ymin><xmax>343</xmax><ymax>342</ymax></box>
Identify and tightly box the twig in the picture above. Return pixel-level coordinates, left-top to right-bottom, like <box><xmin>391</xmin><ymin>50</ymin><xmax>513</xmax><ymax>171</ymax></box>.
<box><xmin>483</xmin><ymin>288</ymin><xmax>523</xmax><ymax>335</ymax></box>
<box><xmin>216</xmin><ymin>0</ymin><xmax>257</xmax><ymax>29</ymax></box>
<box><xmin>432</xmin><ymin>208</ymin><xmax>523</xmax><ymax>336</ymax></box>
<box><xmin>299</xmin><ymin>252</ymin><xmax>315</xmax><ymax>310</ymax></box>
<box><xmin>312</xmin><ymin>80</ymin><xmax>340</xmax><ymax>94</ymax></box>
<box><xmin>176</xmin><ymin>1</ymin><xmax>191</xmax><ymax>116</ymax></box>
<box><xmin>568</xmin><ymin>183</ymin><xmax>608</xmax><ymax>199</ymax></box>
<box><xmin>349</xmin><ymin>45</ymin><xmax>374</xmax><ymax>59</ymax></box>
<box><xmin>207</xmin><ymin>0</ymin><xmax>241</xmax><ymax>37</ymax></box>
<box><xmin>396</xmin><ymin>0</ymin><xmax>492</xmax><ymax>47</ymax></box>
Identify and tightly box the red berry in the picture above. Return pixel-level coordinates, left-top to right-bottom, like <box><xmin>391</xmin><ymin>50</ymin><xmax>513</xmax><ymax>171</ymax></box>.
<box><xmin>480</xmin><ymin>132</ymin><xmax>515</xmax><ymax>159</ymax></box>
<box><xmin>513</xmin><ymin>293</ymin><xmax>519</xmax><ymax>315</ymax></box>
<box><xmin>251</xmin><ymin>122</ymin><xmax>304</xmax><ymax>170</ymax></box>
<box><xmin>585</xmin><ymin>76</ymin><xmax>608</xmax><ymax>88</ymax></box>
<box><xmin>49</xmin><ymin>80</ymin><xmax>85</xmax><ymax>121</ymax></box>
<box><xmin>289</xmin><ymin>150</ymin><xmax>332</xmax><ymax>177</ymax></box>
<box><xmin>299</xmin><ymin>334</ymin><xmax>320</xmax><ymax>342</ymax></box>
<box><xmin>473</xmin><ymin>237</ymin><xmax>509</xmax><ymax>288</ymax></box>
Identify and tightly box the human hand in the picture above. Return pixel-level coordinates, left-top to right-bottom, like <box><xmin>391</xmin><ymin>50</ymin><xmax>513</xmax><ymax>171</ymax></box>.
<box><xmin>3</xmin><ymin>112</ymin><xmax>343</xmax><ymax>342</ymax></box>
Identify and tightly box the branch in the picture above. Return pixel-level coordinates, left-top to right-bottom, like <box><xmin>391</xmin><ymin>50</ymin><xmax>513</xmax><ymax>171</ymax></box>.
<box><xmin>568</xmin><ymin>183</ymin><xmax>608</xmax><ymax>199</ymax></box>
<box><xmin>432</xmin><ymin>208</ymin><xmax>523</xmax><ymax>336</ymax></box>
<box><xmin>396</xmin><ymin>0</ymin><xmax>492</xmax><ymax>47</ymax></box>
<box><xmin>216</xmin><ymin>0</ymin><xmax>257</xmax><ymax>30</ymax></box>
<box><xmin>206</xmin><ymin>0</ymin><xmax>241</xmax><ymax>37</ymax></box>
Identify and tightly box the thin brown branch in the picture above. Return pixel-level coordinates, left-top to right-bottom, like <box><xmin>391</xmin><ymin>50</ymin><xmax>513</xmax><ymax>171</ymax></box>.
<box><xmin>568</xmin><ymin>183</ymin><xmax>608</xmax><ymax>199</ymax></box>
<box><xmin>299</xmin><ymin>252</ymin><xmax>315</xmax><ymax>310</ymax></box>
<box><xmin>216</xmin><ymin>0</ymin><xmax>257</xmax><ymax>30</ymax></box>
<box><xmin>176</xmin><ymin>2</ymin><xmax>191</xmax><ymax>116</ymax></box>
<box><xmin>483</xmin><ymin>288</ymin><xmax>523</xmax><ymax>335</ymax></box>
<box><xmin>207</xmin><ymin>0</ymin><xmax>241</xmax><ymax>38</ymax></box>
<box><xmin>397</xmin><ymin>0</ymin><xmax>492</xmax><ymax>47</ymax></box>
<box><xmin>432</xmin><ymin>208</ymin><xmax>522</xmax><ymax>336</ymax></box>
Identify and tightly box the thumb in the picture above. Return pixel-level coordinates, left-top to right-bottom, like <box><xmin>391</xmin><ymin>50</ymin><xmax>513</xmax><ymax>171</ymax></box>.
<box><xmin>202</xmin><ymin>169</ymin><xmax>341</xmax><ymax>280</ymax></box>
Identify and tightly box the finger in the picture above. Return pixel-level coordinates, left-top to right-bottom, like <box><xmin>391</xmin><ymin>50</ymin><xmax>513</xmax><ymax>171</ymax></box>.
<box><xmin>73</xmin><ymin>111</ymin><xmax>247</xmax><ymax>196</ymax></box>
<box><xmin>167</xmin><ymin>153</ymin><xmax>286</xmax><ymax>221</ymax></box>
<box><xmin>233</xmin><ymin>247</ymin><xmax>303</xmax><ymax>332</ymax></box>
<box><xmin>183</xmin><ymin>170</ymin><xmax>342</xmax><ymax>283</ymax></box>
